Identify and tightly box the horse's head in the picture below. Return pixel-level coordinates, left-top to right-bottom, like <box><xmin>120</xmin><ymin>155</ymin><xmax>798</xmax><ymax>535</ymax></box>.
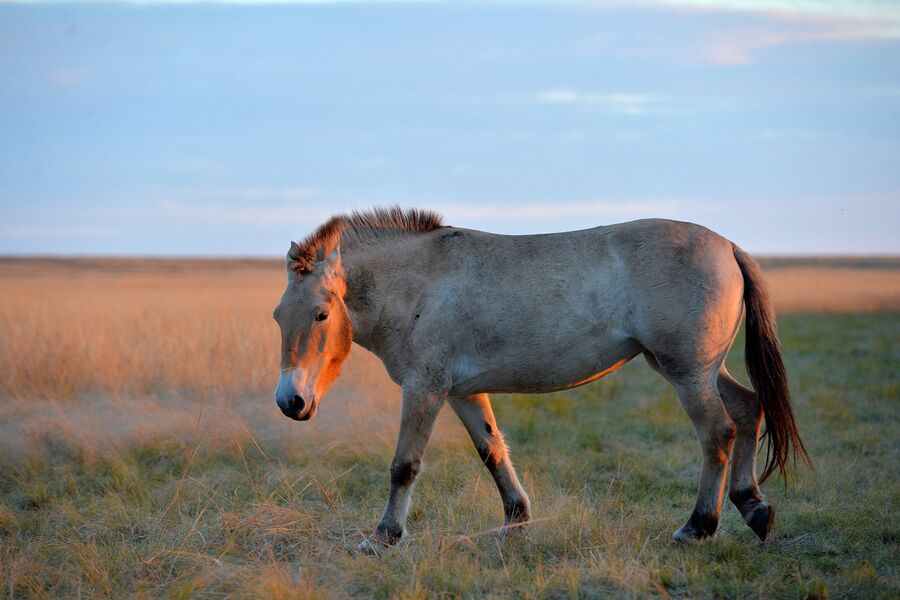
<box><xmin>273</xmin><ymin>242</ymin><xmax>352</xmax><ymax>421</ymax></box>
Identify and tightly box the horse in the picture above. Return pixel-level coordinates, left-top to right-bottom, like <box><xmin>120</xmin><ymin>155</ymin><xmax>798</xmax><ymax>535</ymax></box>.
<box><xmin>272</xmin><ymin>207</ymin><xmax>810</xmax><ymax>554</ymax></box>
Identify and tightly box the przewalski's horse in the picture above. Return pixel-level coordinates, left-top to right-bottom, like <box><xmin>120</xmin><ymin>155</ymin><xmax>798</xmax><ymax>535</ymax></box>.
<box><xmin>273</xmin><ymin>207</ymin><xmax>810</xmax><ymax>553</ymax></box>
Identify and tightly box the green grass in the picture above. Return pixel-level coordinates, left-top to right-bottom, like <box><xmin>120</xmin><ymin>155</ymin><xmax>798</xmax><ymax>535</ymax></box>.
<box><xmin>1</xmin><ymin>313</ymin><xmax>898</xmax><ymax>598</ymax></box>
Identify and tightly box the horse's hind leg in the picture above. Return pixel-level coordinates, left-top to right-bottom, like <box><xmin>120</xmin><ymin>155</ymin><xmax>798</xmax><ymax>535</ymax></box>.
<box><xmin>718</xmin><ymin>368</ymin><xmax>776</xmax><ymax>541</ymax></box>
<box><xmin>449</xmin><ymin>394</ymin><xmax>531</xmax><ymax>530</ymax></box>
<box><xmin>672</xmin><ymin>375</ymin><xmax>736</xmax><ymax>541</ymax></box>
<box><xmin>645</xmin><ymin>354</ymin><xmax>736</xmax><ymax>541</ymax></box>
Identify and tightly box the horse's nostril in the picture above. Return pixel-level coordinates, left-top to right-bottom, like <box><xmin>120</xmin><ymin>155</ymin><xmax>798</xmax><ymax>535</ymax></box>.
<box><xmin>293</xmin><ymin>394</ymin><xmax>305</xmax><ymax>412</ymax></box>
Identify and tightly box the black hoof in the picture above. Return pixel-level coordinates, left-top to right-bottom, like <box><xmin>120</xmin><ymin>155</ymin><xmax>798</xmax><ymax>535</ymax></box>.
<box><xmin>673</xmin><ymin>510</ymin><xmax>718</xmax><ymax>542</ymax></box>
<box><xmin>730</xmin><ymin>488</ymin><xmax>776</xmax><ymax>542</ymax></box>
<box><xmin>503</xmin><ymin>497</ymin><xmax>532</xmax><ymax>526</ymax></box>
<box><xmin>358</xmin><ymin>537</ymin><xmax>388</xmax><ymax>555</ymax></box>
<box><xmin>747</xmin><ymin>503</ymin><xmax>776</xmax><ymax>542</ymax></box>
<box><xmin>498</xmin><ymin>518</ymin><xmax>531</xmax><ymax>541</ymax></box>
<box><xmin>359</xmin><ymin>521</ymin><xmax>403</xmax><ymax>555</ymax></box>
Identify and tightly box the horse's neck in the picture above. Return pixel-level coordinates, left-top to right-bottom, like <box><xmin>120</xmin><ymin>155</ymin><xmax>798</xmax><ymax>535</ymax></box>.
<box><xmin>341</xmin><ymin>235</ymin><xmax>423</xmax><ymax>367</ymax></box>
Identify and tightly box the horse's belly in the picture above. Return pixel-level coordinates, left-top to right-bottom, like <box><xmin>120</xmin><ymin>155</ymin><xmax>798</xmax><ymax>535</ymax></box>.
<box><xmin>448</xmin><ymin>337</ymin><xmax>642</xmax><ymax>396</ymax></box>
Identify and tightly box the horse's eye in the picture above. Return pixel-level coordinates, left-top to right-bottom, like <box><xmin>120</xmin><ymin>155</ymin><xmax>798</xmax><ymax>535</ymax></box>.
<box><xmin>316</xmin><ymin>312</ymin><xmax>329</xmax><ymax>322</ymax></box>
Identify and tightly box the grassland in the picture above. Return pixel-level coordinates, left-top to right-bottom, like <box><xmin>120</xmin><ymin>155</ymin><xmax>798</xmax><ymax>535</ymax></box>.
<box><xmin>0</xmin><ymin>258</ymin><xmax>898</xmax><ymax>598</ymax></box>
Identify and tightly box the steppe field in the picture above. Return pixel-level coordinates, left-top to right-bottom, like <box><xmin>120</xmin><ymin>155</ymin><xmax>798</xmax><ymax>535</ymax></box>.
<box><xmin>0</xmin><ymin>257</ymin><xmax>898</xmax><ymax>599</ymax></box>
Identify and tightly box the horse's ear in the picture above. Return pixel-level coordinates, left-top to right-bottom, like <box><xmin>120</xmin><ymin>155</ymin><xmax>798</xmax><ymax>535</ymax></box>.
<box><xmin>287</xmin><ymin>241</ymin><xmax>313</xmax><ymax>274</ymax></box>
<box><xmin>323</xmin><ymin>243</ymin><xmax>343</xmax><ymax>276</ymax></box>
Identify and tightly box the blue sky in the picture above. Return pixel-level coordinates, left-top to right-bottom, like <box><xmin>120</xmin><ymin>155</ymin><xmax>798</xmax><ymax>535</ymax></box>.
<box><xmin>1</xmin><ymin>0</ymin><xmax>898</xmax><ymax>255</ymax></box>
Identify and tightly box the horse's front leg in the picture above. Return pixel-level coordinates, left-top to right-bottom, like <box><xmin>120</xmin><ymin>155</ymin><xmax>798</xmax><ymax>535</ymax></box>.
<box><xmin>449</xmin><ymin>394</ymin><xmax>531</xmax><ymax>532</ymax></box>
<box><xmin>359</xmin><ymin>383</ymin><xmax>444</xmax><ymax>554</ymax></box>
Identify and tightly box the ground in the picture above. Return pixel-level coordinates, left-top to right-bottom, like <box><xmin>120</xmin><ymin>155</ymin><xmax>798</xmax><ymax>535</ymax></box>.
<box><xmin>0</xmin><ymin>258</ymin><xmax>897</xmax><ymax>598</ymax></box>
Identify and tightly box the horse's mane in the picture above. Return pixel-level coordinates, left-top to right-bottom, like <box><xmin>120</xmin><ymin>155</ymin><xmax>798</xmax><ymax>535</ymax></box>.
<box><xmin>291</xmin><ymin>206</ymin><xmax>445</xmax><ymax>273</ymax></box>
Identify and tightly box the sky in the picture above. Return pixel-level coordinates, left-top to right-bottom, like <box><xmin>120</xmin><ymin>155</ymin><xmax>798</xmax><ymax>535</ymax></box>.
<box><xmin>1</xmin><ymin>0</ymin><xmax>899</xmax><ymax>256</ymax></box>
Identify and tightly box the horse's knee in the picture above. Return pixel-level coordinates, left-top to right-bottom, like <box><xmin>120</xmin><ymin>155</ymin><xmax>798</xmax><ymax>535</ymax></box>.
<box><xmin>390</xmin><ymin>458</ymin><xmax>421</xmax><ymax>488</ymax></box>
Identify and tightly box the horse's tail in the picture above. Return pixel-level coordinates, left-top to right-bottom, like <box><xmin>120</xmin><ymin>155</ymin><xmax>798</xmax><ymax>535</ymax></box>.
<box><xmin>732</xmin><ymin>244</ymin><xmax>812</xmax><ymax>484</ymax></box>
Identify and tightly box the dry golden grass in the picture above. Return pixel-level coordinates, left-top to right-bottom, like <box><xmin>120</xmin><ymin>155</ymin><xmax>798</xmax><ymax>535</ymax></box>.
<box><xmin>0</xmin><ymin>259</ymin><xmax>283</xmax><ymax>401</ymax></box>
<box><xmin>759</xmin><ymin>258</ymin><xmax>900</xmax><ymax>314</ymax></box>
<box><xmin>0</xmin><ymin>257</ymin><xmax>897</xmax><ymax>598</ymax></box>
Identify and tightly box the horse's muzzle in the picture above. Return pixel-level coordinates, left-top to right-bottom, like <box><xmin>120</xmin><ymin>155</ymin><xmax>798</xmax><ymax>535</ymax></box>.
<box><xmin>275</xmin><ymin>373</ymin><xmax>316</xmax><ymax>421</ymax></box>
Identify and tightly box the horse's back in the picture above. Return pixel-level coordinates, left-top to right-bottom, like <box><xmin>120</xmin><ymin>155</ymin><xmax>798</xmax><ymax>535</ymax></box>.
<box><xmin>426</xmin><ymin>218</ymin><xmax>737</xmax><ymax>288</ymax></box>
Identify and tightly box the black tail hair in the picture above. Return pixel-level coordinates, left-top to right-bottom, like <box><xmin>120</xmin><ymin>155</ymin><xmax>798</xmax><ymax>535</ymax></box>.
<box><xmin>733</xmin><ymin>245</ymin><xmax>813</xmax><ymax>483</ymax></box>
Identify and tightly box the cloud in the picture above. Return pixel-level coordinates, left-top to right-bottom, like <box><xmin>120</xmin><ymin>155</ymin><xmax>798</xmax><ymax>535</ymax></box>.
<box><xmin>647</xmin><ymin>1</ymin><xmax>900</xmax><ymax>27</ymax></box>
<box><xmin>630</xmin><ymin>0</ymin><xmax>900</xmax><ymax>64</ymax></box>
<box><xmin>13</xmin><ymin>0</ymin><xmax>900</xmax><ymax>26</ymax></box>
<box><xmin>20</xmin><ymin>0</ymin><xmax>900</xmax><ymax>24</ymax></box>
<box><xmin>570</xmin><ymin>1</ymin><xmax>900</xmax><ymax>65</ymax></box>
<box><xmin>698</xmin><ymin>15</ymin><xmax>900</xmax><ymax>65</ymax></box>
<box><xmin>14</xmin><ymin>0</ymin><xmax>449</xmax><ymax>4</ymax></box>
<box><xmin>535</xmin><ymin>90</ymin><xmax>664</xmax><ymax>115</ymax></box>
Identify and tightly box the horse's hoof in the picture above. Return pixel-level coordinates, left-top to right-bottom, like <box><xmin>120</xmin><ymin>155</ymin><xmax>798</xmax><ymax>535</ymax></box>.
<box><xmin>746</xmin><ymin>502</ymin><xmax>775</xmax><ymax>542</ymax></box>
<box><xmin>497</xmin><ymin>520</ymin><xmax>529</xmax><ymax>541</ymax></box>
<box><xmin>672</xmin><ymin>525</ymin><xmax>703</xmax><ymax>543</ymax></box>
<box><xmin>672</xmin><ymin>513</ymin><xmax>717</xmax><ymax>543</ymax></box>
<box><xmin>358</xmin><ymin>525</ymin><xmax>402</xmax><ymax>555</ymax></box>
<box><xmin>358</xmin><ymin>536</ymin><xmax>389</xmax><ymax>556</ymax></box>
